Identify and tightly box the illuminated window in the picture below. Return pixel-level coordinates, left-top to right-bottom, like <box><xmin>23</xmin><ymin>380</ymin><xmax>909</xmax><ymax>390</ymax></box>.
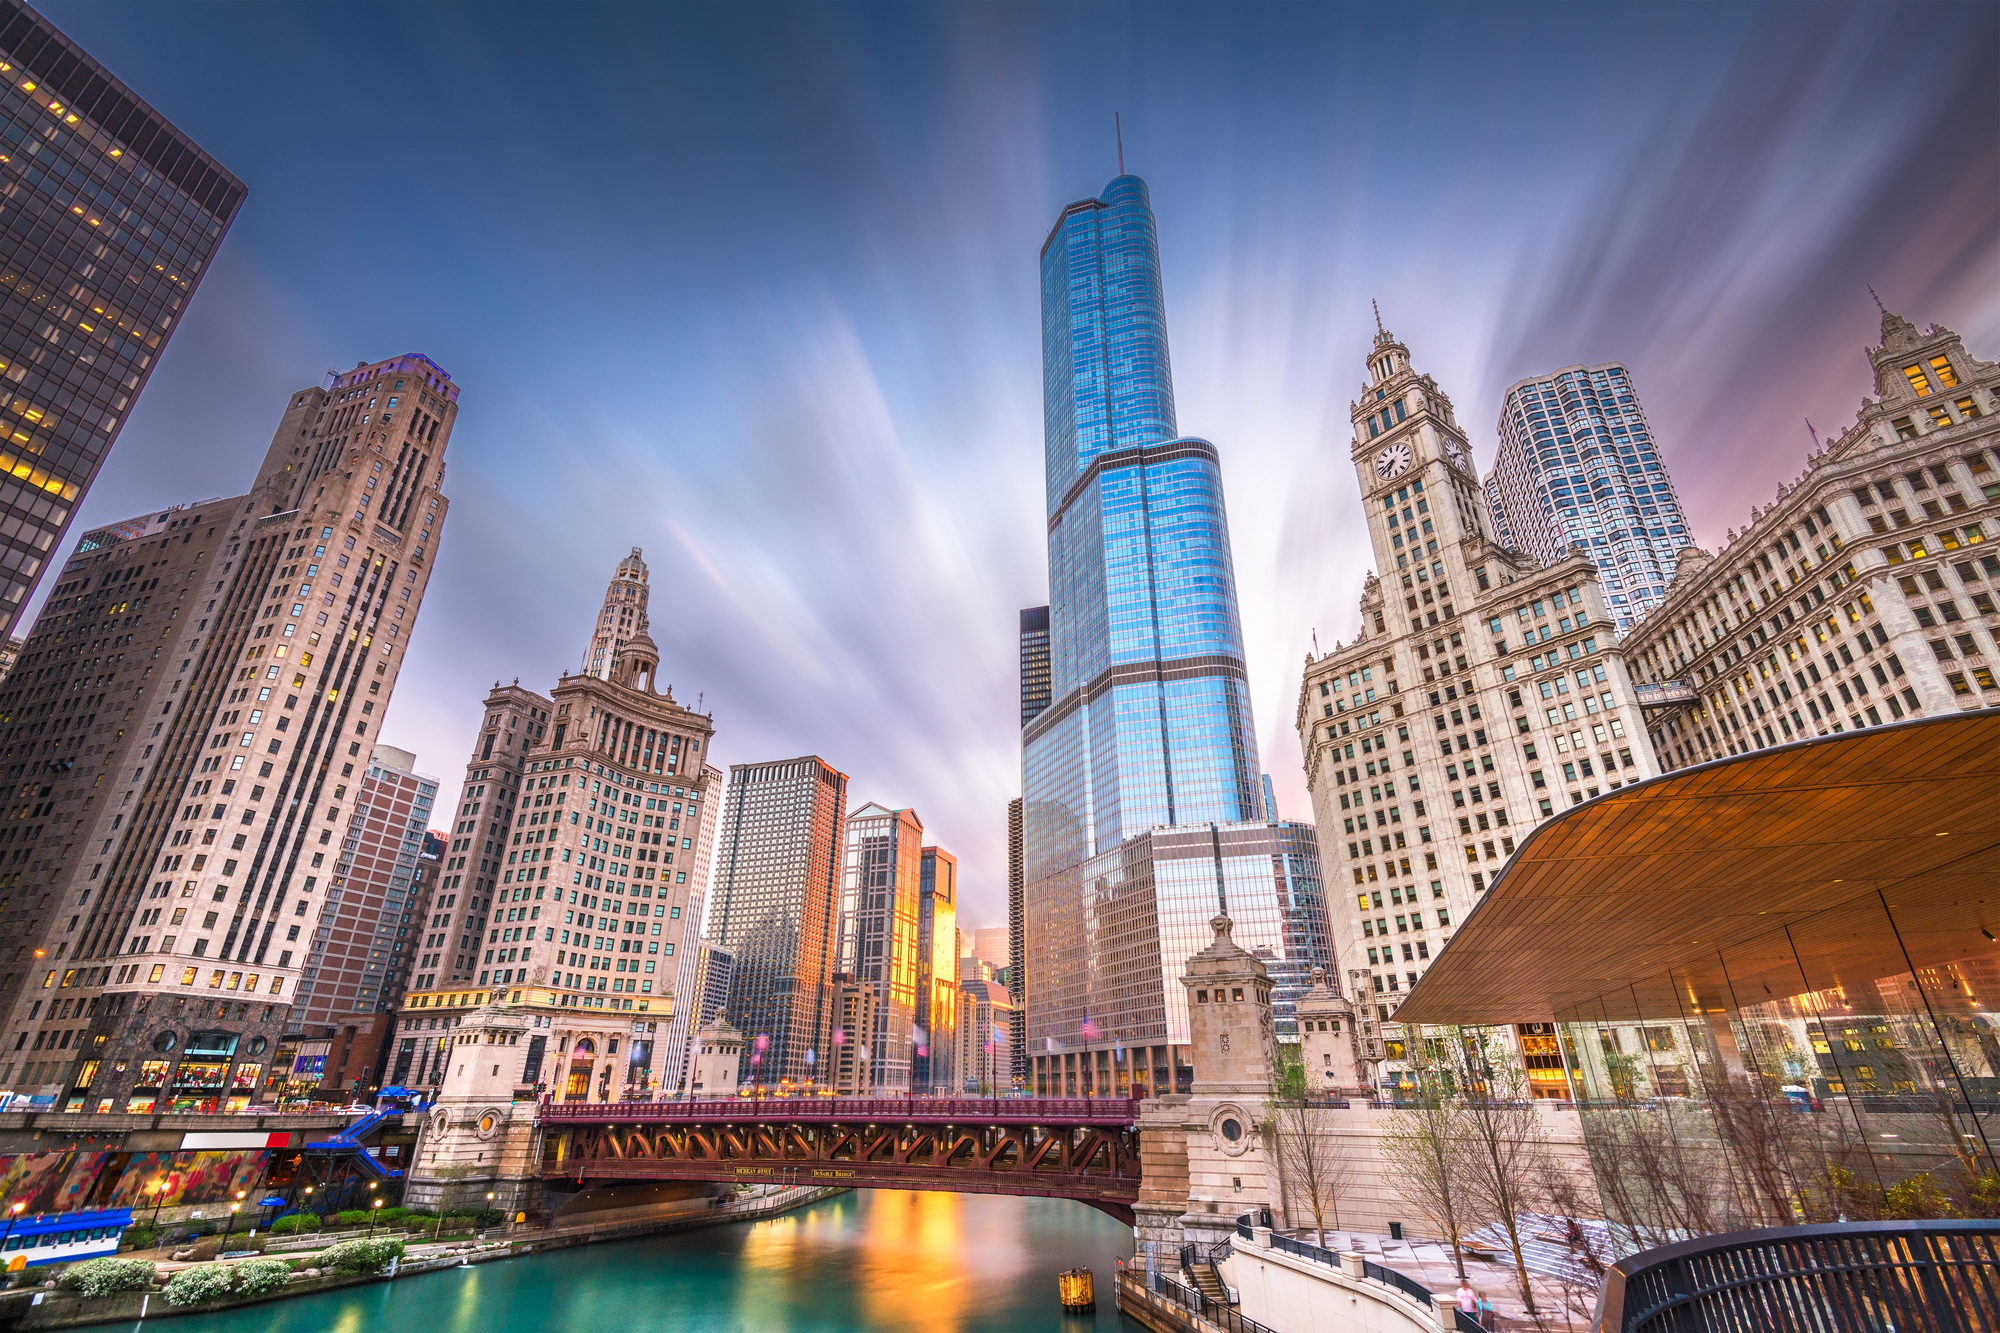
<box><xmin>1928</xmin><ymin>356</ymin><xmax>1958</xmax><ymax>387</ymax></box>
<box><xmin>1929</xmin><ymin>406</ymin><xmax>1952</xmax><ymax>429</ymax></box>
<box><xmin>1903</xmin><ymin>365</ymin><xmax>1931</xmax><ymax>396</ymax></box>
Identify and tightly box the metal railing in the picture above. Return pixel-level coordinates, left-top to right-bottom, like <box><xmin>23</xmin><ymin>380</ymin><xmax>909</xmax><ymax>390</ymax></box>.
<box><xmin>539</xmin><ymin>1094</ymin><xmax>1142</xmax><ymax>1126</ymax></box>
<box><xmin>1595</xmin><ymin>1220</ymin><xmax>2000</xmax><ymax>1332</ymax></box>
<box><xmin>1142</xmin><ymin>1269</ymin><xmax>1279</xmax><ymax>1333</ymax></box>
<box><xmin>1182</xmin><ymin>1238</ymin><xmax>1234</xmax><ymax>1269</ymax></box>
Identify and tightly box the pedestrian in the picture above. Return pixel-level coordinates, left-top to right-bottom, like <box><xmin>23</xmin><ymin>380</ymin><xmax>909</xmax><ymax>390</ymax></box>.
<box><xmin>1457</xmin><ymin>1279</ymin><xmax>1477</xmax><ymax>1317</ymax></box>
<box><xmin>1477</xmin><ymin>1291</ymin><xmax>1495</xmax><ymax>1329</ymax></box>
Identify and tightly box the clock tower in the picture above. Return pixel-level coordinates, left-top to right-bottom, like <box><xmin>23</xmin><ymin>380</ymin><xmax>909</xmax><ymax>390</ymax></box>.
<box><xmin>1349</xmin><ymin>320</ymin><xmax>1498</xmax><ymax>628</ymax></box>
<box><xmin>1296</xmin><ymin>316</ymin><xmax>1661</xmax><ymax>1094</ymax></box>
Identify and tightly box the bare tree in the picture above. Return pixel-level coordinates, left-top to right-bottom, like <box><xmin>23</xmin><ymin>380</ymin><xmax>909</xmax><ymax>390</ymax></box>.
<box><xmin>1381</xmin><ymin>1033</ymin><xmax>1474</xmax><ymax>1279</ymax></box>
<box><xmin>1268</xmin><ymin>1051</ymin><xmax>1359</xmax><ymax>1246</ymax></box>
<box><xmin>1455</xmin><ymin>1026</ymin><xmax>1549</xmax><ymax>1318</ymax></box>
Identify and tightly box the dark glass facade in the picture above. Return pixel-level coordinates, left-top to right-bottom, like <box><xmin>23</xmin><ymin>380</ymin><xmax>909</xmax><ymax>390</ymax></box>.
<box><xmin>709</xmin><ymin>756</ymin><xmax>847</xmax><ymax>1087</ymax></box>
<box><xmin>0</xmin><ymin>3</ymin><xmax>243</xmax><ymax>636</ymax></box>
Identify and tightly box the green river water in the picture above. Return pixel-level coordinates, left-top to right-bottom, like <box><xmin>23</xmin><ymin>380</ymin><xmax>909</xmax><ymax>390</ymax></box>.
<box><xmin>125</xmin><ymin>1191</ymin><xmax>1148</xmax><ymax>1332</ymax></box>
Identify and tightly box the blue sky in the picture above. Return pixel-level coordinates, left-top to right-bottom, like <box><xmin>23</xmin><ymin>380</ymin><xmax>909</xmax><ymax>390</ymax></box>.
<box><xmin>31</xmin><ymin>1</ymin><xmax>2000</xmax><ymax>932</ymax></box>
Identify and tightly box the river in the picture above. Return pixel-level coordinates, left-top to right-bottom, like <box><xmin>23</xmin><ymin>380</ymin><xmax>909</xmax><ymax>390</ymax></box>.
<box><xmin>135</xmin><ymin>1191</ymin><xmax>1148</xmax><ymax>1332</ymax></box>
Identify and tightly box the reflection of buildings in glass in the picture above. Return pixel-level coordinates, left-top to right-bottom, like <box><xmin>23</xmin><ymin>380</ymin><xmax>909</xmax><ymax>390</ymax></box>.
<box><xmin>835</xmin><ymin>803</ymin><xmax>924</xmax><ymax>1093</ymax></box>
<box><xmin>1022</xmin><ymin>172</ymin><xmax>1330</xmax><ymax>1097</ymax></box>
<box><xmin>915</xmin><ymin>845</ymin><xmax>959</xmax><ymax>1094</ymax></box>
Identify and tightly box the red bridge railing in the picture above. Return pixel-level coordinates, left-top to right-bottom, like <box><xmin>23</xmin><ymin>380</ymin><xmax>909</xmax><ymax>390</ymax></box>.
<box><xmin>539</xmin><ymin>1095</ymin><xmax>1143</xmax><ymax>1127</ymax></box>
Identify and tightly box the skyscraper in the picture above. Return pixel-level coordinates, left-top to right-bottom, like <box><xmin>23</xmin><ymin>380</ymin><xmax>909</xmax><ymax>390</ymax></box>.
<box><xmin>425</xmin><ymin>682</ymin><xmax>555</xmax><ymax>990</ymax></box>
<box><xmin>584</xmin><ymin>547</ymin><xmax>649</xmax><ymax>679</ymax></box>
<box><xmin>833</xmin><ymin>802</ymin><xmax>923</xmax><ymax>1093</ymax></box>
<box><xmin>1296</xmin><ymin>322</ymin><xmax>1657</xmax><ymax>1094</ymax></box>
<box><xmin>293</xmin><ymin>744</ymin><xmax>438</xmax><ymax>1026</ymax></box>
<box><xmin>0</xmin><ymin>352</ymin><xmax>454</xmax><ymax>1112</ymax></box>
<box><xmin>914</xmin><ymin>844</ymin><xmax>958</xmax><ymax>1094</ymax></box>
<box><xmin>1485</xmin><ymin>364</ymin><xmax>1692</xmax><ymax>633</ymax></box>
<box><xmin>1019</xmin><ymin>606</ymin><xmax>1051</xmax><ymax>724</ymax></box>
<box><xmin>1004</xmin><ymin>795</ymin><xmax>1026</xmax><ymax>1088</ymax></box>
<box><xmin>0</xmin><ymin>4</ymin><xmax>245</xmax><ymax>638</ymax></box>
<box><xmin>1022</xmin><ymin>173</ymin><xmax>1330</xmax><ymax>1097</ymax></box>
<box><xmin>709</xmin><ymin>755</ymin><xmax>848</xmax><ymax>1087</ymax></box>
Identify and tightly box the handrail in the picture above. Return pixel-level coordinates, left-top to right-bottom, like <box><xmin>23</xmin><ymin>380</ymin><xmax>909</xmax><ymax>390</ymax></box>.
<box><xmin>538</xmin><ymin>1094</ymin><xmax>1143</xmax><ymax>1125</ymax></box>
<box><xmin>1142</xmin><ymin>1270</ymin><xmax>1279</xmax><ymax>1333</ymax></box>
<box><xmin>1593</xmin><ymin>1219</ymin><xmax>2000</xmax><ymax>1333</ymax></box>
<box><xmin>1261</xmin><ymin>1228</ymin><xmax>1436</xmax><ymax>1310</ymax></box>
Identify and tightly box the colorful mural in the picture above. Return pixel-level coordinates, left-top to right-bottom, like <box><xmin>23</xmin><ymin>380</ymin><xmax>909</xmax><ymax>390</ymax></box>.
<box><xmin>0</xmin><ymin>1149</ymin><xmax>268</xmax><ymax>1214</ymax></box>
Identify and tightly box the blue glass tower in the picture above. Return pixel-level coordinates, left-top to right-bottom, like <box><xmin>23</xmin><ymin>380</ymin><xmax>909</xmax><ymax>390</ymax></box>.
<box><xmin>1023</xmin><ymin>176</ymin><xmax>1325</xmax><ymax>1095</ymax></box>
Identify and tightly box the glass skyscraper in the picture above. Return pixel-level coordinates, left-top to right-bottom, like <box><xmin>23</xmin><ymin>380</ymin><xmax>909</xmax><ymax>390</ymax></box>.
<box><xmin>1484</xmin><ymin>363</ymin><xmax>1692</xmax><ymax>634</ymax></box>
<box><xmin>0</xmin><ymin>4</ymin><xmax>244</xmax><ymax>638</ymax></box>
<box><xmin>1022</xmin><ymin>174</ymin><xmax>1327</xmax><ymax>1096</ymax></box>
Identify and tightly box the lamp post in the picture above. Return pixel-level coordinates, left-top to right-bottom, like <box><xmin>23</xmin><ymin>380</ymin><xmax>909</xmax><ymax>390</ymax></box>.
<box><xmin>149</xmin><ymin>1178</ymin><xmax>168</xmax><ymax>1227</ymax></box>
<box><xmin>367</xmin><ymin>1199</ymin><xmax>383</xmax><ymax>1237</ymax></box>
<box><xmin>222</xmin><ymin>1200</ymin><xmax>241</xmax><ymax>1249</ymax></box>
<box><xmin>0</xmin><ymin>1201</ymin><xmax>23</xmax><ymax>1268</ymax></box>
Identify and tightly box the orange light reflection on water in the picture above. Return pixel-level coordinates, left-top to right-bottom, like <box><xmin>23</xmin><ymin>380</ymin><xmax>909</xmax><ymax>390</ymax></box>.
<box><xmin>736</xmin><ymin>1190</ymin><xmax>1032</xmax><ymax>1333</ymax></box>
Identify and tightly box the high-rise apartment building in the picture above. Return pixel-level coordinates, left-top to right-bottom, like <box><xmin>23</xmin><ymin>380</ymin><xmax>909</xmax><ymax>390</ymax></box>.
<box><xmin>1484</xmin><ymin>363</ymin><xmax>1693</xmax><ymax>634</ymax></box>
<box><xmin>1296</xmin><ymin>323</ymin><xmax>1659</xmax><ymax>1094</ymax></box>
<box><xmin>584</xmin><ymin>547</ymin><xmax>648</xmax><ymax>680</ymax></box>
<box><xmin>1022</xmin><ymin>173</ymin><xmax>1332</xmax><ymax>1097</ymax></box>
<box><xmin>956</xmin><ymin>976</ymin><xmax>1014</xmax><ymax>1096</ymax></box>
<box><xmin>1625</xmin><ymin>309</ymin><xmax>2000</xmax><ymax>767</ymax></box>
<box><xmin>0</xmin><ymin>4</ymin><xmax>245</xmax><ymax>640</ymax></box>
<box><xmin>1019</xmin><ymin>606</ymin><xmax>1051</xmax><ymax>724</ymax></box>
<box><xmin>423</xmin><ymin>682</ymin><xmax>553</xmax><ymax>990</ymax></box>
<box><xmin>292</xmin><ymin>744</ymin><xmax>437</xmax><ymax>1025</ymax></box>
<box><xmin>914</xmin><ymin>843</ymin><xmax>957</xmax><ymax>1094</ymax></box>
<box><xmin>387</xmin><ymin>830</ymin><xmax>442</xmax><ymax>1014</ymax></box>
<box><xmin>709</xmin><ymin>755</ymin><xmax>847</xmax><ymax>1087</ymax></box>
<box><xmin>0</xmin><ymin>351</ymin><xmax>454</xmax><ymax>1112</ymax></box>
<box><xmin>832</xmin><ymin>802</ymin><xmax>923</xmax><ymax>1093</ymax></box>
<box><xmin>655</xmin><ymin>758</ymin><xmax>723</xmax><ymax>1096</ymax></box>
<box><xmin>1004</xmin><ymin>795</ymin><xmax>1026</xmax><ymax>1088</ymax></box>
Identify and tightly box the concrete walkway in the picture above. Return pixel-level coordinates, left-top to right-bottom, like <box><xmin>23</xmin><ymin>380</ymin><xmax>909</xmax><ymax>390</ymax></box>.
<box><xmin>1280</xmin><ymin>1228</ymin><xmax>1597</xmax><ymax>1330</ymax></box>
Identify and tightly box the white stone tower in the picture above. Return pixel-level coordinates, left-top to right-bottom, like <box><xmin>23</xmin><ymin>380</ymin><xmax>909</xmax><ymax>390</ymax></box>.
<box><xmin>585</xmin><ymin>547</ymin><xmax>650</xmax><ymax>679</ymax></box>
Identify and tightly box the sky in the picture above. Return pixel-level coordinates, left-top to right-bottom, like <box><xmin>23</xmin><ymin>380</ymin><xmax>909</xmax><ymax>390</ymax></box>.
<box><xmin>28</xmin><ymin>1</ymin><xmax>2000</xmax><ymax>933</ymax></box>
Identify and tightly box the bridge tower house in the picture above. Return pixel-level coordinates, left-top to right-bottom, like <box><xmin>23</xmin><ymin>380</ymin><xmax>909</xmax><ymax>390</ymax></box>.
<box><xmin>1296</xmin><ymin>967</ymin><xmax>1367</xmax><ymax>1096</ymax></box>
<box><xmin>1135</xmin><ymin>915</ymin><xmax>1286</xmax><ymax>1249</ymax></box>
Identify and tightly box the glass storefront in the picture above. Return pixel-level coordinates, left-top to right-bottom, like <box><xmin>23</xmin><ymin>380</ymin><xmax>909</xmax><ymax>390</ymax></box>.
<box><xmin>1554</xmin><ymin>890</ymin><xmax>1999</xmax><ymax>1243</ymax></box>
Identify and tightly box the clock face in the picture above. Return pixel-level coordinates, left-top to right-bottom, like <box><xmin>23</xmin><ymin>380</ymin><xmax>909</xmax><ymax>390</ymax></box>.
<box><xmin>1374</xmin><ymin>442</ymin><xmax>1413</xmax><ymax>480</ymax></box>
<box><xmin>1444</xmin><ymin>437</ymin><xmax>1468</xmax><ymax>471</ymax></box>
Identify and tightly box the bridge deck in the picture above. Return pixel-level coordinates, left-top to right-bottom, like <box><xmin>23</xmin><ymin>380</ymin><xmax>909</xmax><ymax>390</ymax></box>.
<box><xmin>540</xmin><ymin>1095</ymin><xmax>1142</xmax><ymax>1128</ymax></box>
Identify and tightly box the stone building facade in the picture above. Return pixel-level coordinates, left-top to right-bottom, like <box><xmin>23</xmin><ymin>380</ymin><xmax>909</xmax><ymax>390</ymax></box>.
<box><xmin>1295</xmin><ymin>325</ymin><xmax>1659</xmax><ymax>1094</ymax></box>
<box><xmin>426</xmin><ymin>683</ymin><xmax>554</xmax><ymax>991</ymax></box>
<box><xmin>0</xmin><ymin>352</ymin><xmax>453</xmax><ymax>1111</ymax></box>
<box><xmin>1624</xmin><ymin>310</ymin><xmax>2000</xmax><ymax>764</ymax></box>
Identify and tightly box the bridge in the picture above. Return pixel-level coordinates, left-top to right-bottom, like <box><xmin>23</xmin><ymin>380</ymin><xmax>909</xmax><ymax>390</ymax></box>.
<box><xmin>537</xmin><ymin>1096</ymin><xmax>1144</xmax><ymax>1224</ymax></box>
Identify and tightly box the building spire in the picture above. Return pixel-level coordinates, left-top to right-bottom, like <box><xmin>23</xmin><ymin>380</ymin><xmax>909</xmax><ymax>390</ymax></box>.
<box><xmin>1115</xmin><ymin>111</ymin><xmax>1124</xmax><ymax>175</ymax></box>
<box><xmin>1373</xmin><ymin>298</ymin><xmax>1384</xmax><ymax>336</ymax></box>
<box><xmin>1868</xmin><ymin>284</ymin><xmax>1886</xmax><ymax>315</ymax></box>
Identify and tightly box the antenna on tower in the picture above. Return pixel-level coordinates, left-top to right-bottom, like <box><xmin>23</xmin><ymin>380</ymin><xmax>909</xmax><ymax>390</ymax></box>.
<box><xmin>1868</xmin><ymin>285</ymin><xmax>1886</xmax><ymax>315</ymax></box>
<box><xmin>1372</xmin><ymin>299</ymin><xmax>1384</xmax><ymax>336</ymax></box>
<box><xmin>1115</xmin><ymin>112</ymin><xmax>1124</xmax><ymax>175</ymax></box>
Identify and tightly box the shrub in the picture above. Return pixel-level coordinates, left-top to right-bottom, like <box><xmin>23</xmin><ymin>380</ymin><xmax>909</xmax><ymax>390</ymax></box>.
<box><xmin>56</xmin><ymin>1258</ymin><xmax>157</xmax><ymax>1298</ymax></box>
<box><xmin>331</xmin><ymin>1209</ymin><xmax>373</xmax><ymax>1227</ymax></box>
<box><xmin>1881</xmin><ymin>1172</ymin><xmax>1958</xmax><ymax>1220</ymax></box>
<box><xmin>233</xmin><ymin>1259</ymin><xmax>291</xmax><ymax>1297</ymax></box>
<box><xmin>270</xmin><ymin>1213</ymin><xmax>322</xmax><ymax>1235</ymax></box>
<box><xmin>375</xmin><ymin>1207</ymin><xmax>409</xmax><ymax>1225</ymax></box>
<box><xmin>185</xmin><ymin>1238</ymin><xmax>226</xmax><ymax>1262</ymax></box>
<box><xmin>119</xmin><ymin>1223</ymin><xmax>161</xmax><ymax>1252</ymax></box>
<box><xmin>316</xmin><ymin>1238</ymin><xmax>405</xmax><ymax>1275</ymax></box>
<box><xmin>162</xmin><ymin>1263</ymin><xmax>239</xmax><ymax>1308</ymax></box>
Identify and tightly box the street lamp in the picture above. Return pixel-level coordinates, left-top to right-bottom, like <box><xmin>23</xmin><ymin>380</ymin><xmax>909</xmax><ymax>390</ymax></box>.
<box><xmin>0</xmin><ymin>1201</ymin><xmax>23</xmax><ymax>1266</ymax></box>
<box><xmin>149</xmin><ymin>1178</ymin><xmax>168</xmax><ymax>1227</ymax></box>
<box><xmin>367</xmin><ymin>1199</ymin><xmax>383</xmax><ymax>1237</ymax></box>
<box><xmin>222</xmin><ymin>1199</ymin><xmax>242</xmax><ymax>1248</ymax></box>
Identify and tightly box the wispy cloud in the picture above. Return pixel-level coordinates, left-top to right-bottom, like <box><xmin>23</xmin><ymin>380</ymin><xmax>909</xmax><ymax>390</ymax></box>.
<box><xmin>33</xmin><ymin>0</ymin><xmax>1999</xmax><ymax>930</ymax></box>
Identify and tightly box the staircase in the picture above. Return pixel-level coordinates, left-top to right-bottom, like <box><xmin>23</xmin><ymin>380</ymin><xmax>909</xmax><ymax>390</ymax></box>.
<box><xmin>302</xmin><ymin>1106</ymin><xmax>404</xmax><ymax>1179</ymax></box>
<box><xmin>1184</xmin><ymin>1260</ymin><xmax>1229</xmax><ymax>1306</ymax></box>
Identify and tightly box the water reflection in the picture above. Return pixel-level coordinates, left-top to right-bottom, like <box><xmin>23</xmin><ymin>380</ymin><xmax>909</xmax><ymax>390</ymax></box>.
<box><xmin>143</xmin><ymin>1190</ymin><xmax>1140</xmax><ymax>1333</ymax></box>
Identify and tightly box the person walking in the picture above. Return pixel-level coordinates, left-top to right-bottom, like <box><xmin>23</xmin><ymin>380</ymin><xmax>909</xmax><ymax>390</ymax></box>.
<box><xmin>1456</xmin><ymin>1279</ymin><xmax>1478</xmax><ymax>1319</ymax></box>
<box><xmin>1477</xmin><ymin>1291</ymin><xmax>1496</xmax><ymax>1329</ymax></box>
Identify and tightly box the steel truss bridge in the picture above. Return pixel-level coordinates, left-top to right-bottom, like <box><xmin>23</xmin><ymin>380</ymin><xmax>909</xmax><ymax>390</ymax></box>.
<box><xmin>539</xmin><ymin>1096</ymin><xmax>1144</xmax><ymax>1223</ymax></box>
